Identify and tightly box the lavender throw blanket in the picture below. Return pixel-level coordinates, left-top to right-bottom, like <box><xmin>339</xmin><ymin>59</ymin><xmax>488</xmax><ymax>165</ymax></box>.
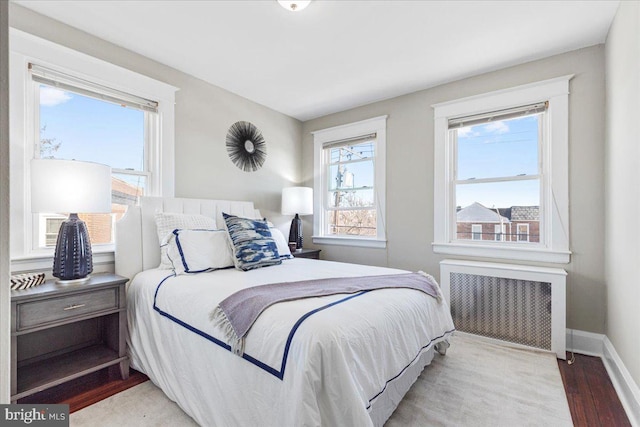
<box><xmin>209</xmin><ymin>271</ymin><xmax>442</xmax><ymax>355</ymax></box>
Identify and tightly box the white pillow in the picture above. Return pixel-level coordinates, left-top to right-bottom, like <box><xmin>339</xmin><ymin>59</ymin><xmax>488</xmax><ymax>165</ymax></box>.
<box><xmin>167</xmin><ymin>229</ymin><xmax>234</xmax><ymax>274</ymax></box>
<box><xmin>155</xmin><ymin>213</ymin><xmax>217</xmax><ymax>269</ymax></box>
<box><xmin>270</xmin><ymin>227</ymin><xmax>293</xmax><ymax>259</ymax></box>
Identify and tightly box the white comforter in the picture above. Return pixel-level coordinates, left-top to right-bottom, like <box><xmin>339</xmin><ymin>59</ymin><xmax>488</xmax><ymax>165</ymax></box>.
<box><xmin>127</xmin><ymin>259</ymin><xmax>455</xmax><ymax>426</ymax></box>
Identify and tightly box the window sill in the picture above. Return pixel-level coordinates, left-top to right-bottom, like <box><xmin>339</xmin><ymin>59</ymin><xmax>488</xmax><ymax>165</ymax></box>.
<box><xmin>432</xmin><ymin>242</ymin><xmax>571</xmax><ymax>264</ymax></box>
<box><xmin>312</xmin><ymin>236</ymin><xmax>387</xmax><ymax>249</ymax></box>
<box><xmin>11</xmin><ymin>250</ymin><xmax>115</xmax><ymax>273</ymax></box>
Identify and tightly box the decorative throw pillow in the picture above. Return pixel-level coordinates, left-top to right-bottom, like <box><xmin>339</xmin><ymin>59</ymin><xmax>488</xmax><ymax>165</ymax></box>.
<box><xmin>269</xmin><ymin>227</ymin><xmax>293</xmax><ymax>259</ymax></box>
<box><xmin>166</xmin><ymin>229</ymin><xmax>234</xmax><ymax>274</ymax></box>
<box><xmin>155</xmin><ymin>213</ymin><xmax>217</xmax><ymax>269</ymax></box>
<box><xmin>222</xmin><ymin>213</ymin><xmax>282</xmax><ymax>271</ymax></box>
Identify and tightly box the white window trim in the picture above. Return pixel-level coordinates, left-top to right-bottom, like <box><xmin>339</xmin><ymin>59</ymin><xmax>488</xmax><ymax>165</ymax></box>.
<box><xmin>9</xmin><ymin>29</ymin><xmax>178</xmax><ymax>268</ymax></box>
<box><xmin>432</xmin><ymin>76</ymin><xmax>572</xmax><ymax>264</ymax></box>
<box><xmin>311</xmin><ymin>116</ymin><xmax>387</xmax><ymax>248</ymax></box>
<box><xmin>517</xmin><ymin>223</ymin><xmax>530</xmax><ymax>242</ymax></box>
<box><xmin>471</xmin><ymin>224</ymin><xmax>482</xmax><ymax>241</ymax></box>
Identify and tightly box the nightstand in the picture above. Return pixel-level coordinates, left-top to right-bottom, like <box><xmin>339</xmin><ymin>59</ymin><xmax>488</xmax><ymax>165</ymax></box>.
<box><xmin>11</xmin><ymin>273</ymin><xmax>129</xmax><ymax>403</ymax></box>
<box><xmin>291</xmin><ymin>248</ymin><xmax>321</xmax><ymax>259</ymax></box>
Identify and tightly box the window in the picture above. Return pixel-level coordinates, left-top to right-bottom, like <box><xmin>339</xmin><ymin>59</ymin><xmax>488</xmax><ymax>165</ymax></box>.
<box><xmin>453</xmin><ymin>103</ymin><xmax>543</xmax><ymax>245</ymax></box>
<box><xmin>312</xmin><ymin>116</ymin><xmax>387</xmax><ymax>248</ymax></box>
<box><xmin>517</xmin><ymin>224</ymin><xmax>530</xmax><ymax>242</ymax></box>
<box><xmin>432</xmin><ymin>76</ymin><xmax>572</xmax><ymax>263</ymax></box>
<box><xmin>43</xmin><ymin>215</ymin><xmax>65</xmax><ymax>247</ymax></box>
<box><xmin>32</xmin><ymin>64</ymin><xmax>152</xmax><ymax>248</ymax></box>
<box><xmin>10</xmin><ymin>30</ymin><xmax>177</xmax><ymax>264</ymax></box>
<box><xmin>472</xmin><ymin>224</ymin><xmax>482</xmax><ymax>240</ymax></box>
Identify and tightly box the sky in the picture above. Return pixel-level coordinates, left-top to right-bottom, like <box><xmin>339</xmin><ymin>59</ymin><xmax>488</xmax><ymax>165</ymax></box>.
<box><xmin>329</xmin><ymin>142</ymin><xmax>375</xmax><ymax>208</ymax></box>
<box><xmin>455</xmin><ymin>114</ymin><xmax>540</xmax><ymax>208</ymax></box>
<box><xmin>39</xmin><ymin>84</ymin><xmax>145</xmax><ymax>171</ymax></box>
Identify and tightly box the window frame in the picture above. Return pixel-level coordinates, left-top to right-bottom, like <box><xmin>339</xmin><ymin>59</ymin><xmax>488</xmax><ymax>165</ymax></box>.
<box><xmin>10</xmin><ymin>29</ymin><xmax>177</xmax><ymax>268</ymax></box>
<box><xmin>432</xmin><ymin>76</ymin><xmax>572</xmax><ymax>264</ymax></box>
<box><xmin>494</xmin><ymin>224</ymin><xmax>506</xmax><ymax>242</ymax></box>
<box><xmin>31</xmin><ymin>78</ymin><xmax>152</xmax><ymax>250</ymax></box>
<box><xmin>312</xmin><ymin>116</ymin><xmax>387</xmax><ymax>248</ymax></box>
<box><xmin>471</xmin><ymin>224</ymin><xmax>482</xmax><ymax>241</ymax></box>
<box><xmin>517</xmin><ymin>223</ymin><xmax>530</xmax><ymax>242</ymax></box>
<box><xmin>452</xmin><ymin>108</ymin><xmax>544</xmax><ymax>247</ymax></box>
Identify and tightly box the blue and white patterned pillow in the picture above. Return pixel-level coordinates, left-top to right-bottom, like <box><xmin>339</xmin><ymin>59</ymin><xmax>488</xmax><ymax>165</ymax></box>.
<box><xmin>222</xmin><ymin>213</ymin><xmax>282</xmax><ymax>271</ymax></box>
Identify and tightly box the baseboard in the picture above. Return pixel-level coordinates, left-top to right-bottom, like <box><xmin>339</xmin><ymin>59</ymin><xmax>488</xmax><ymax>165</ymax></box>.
<box><xmin>566</xmin><ymin>329</ymin><xmax>640</xmax><ymax>427</ymax></box>
<box><xmin>602</xmin><ymin>336</ymin><xmax>640</xmax><ymax>427</ymax></box>
<box><xmin>565</xmin><ymin>328</ymin><xmax>605</xmax><ymax>356</ymax></box>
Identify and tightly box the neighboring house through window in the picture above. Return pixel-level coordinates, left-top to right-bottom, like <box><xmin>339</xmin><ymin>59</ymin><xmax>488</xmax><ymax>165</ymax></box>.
<box><xmin>432</xmin><ymin>76</ymin><xmax>571</xmax><ymax>263</ymax></box>
<box><xmin>312</xmin><ymin>116</ymin><xmax>387</xmax><ymax>248</ymax></box>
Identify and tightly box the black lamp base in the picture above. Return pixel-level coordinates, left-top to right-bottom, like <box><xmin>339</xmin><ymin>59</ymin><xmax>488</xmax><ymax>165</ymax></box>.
<box><xmin>288</xmin><ymin>213</ymin><xmax>303</xmax><ymax>250</ymax></box>
<box><xmin>52</xmin><ymin>213</ymin><xmax>93</xmax><ymax>282</ymax></box>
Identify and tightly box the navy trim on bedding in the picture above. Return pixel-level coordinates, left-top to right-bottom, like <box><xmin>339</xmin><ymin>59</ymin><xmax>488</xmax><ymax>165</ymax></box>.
<box><xmin>173</xmin><ymin>228</ymin><xmax>221</xmax><ymax>274</ymax></box>
<box><xmin>152</xmin><ymin>274</ymin><xmax>366</xmax><ymax>380</ymax></box>
<box><xmin>364</xmin><ymin>328</ymin><xmax>455</xmax><ymax>410</ymax></box>
<box><xmin>151</xmin><ymin>274</ymin><xmax>455</xmax><ymax>409</ymax></box>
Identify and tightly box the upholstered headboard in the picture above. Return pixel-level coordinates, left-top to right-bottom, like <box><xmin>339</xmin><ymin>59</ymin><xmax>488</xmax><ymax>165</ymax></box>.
<box><xmin>115</xmin><ymin>197</ymin><xmax>260</xmax><ymax>281</ymax></box>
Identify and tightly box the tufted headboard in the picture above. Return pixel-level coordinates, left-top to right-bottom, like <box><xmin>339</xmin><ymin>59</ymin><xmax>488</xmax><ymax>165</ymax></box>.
<box><xmin>115</xmin><ymin>197</ymin><xmax>260</xmax><ymax>281</ymax></box>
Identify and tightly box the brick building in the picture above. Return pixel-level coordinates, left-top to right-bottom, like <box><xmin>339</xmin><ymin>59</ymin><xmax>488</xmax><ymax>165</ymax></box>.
<box><xmin>456</xmin><ymin>202</ymin><xmax>539</xmax><ymax>243</ymax></box>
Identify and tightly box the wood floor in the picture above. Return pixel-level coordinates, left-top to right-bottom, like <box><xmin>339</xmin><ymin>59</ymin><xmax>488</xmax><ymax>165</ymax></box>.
<box><xmin>18</xmin><ymin>367</ymin><xmax>149</xmax><ymax>413</ymax></box>
<box><xmin>20</xmin><ymin>353</ymin><xmax>631</xmax><ymax>426</ymax></box>
<box><xmin>558</xmin><ymin>353</ymin><xmax>631</xmax><ymax>427</ymax></box>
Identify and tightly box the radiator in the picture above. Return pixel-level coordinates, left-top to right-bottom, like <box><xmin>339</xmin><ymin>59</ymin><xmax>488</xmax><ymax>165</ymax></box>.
<box><xmin>440</xmin><ymin>260</ymin><xmax>566</xmax><ymax>359</ymax></box>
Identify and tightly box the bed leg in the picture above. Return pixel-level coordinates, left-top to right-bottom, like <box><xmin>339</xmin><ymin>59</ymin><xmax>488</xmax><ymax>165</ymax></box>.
<box><xmin>435</xmin><ymin>340</ymin><xmax>450</xmax><ymax>356</ymax></box>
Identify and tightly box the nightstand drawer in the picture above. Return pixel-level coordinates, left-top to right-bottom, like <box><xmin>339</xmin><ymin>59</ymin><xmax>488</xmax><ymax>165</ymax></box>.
<box><xmin>16</xmin><ymin>288</ymin><xmax>119</xmax><ymax>330</ymax></box>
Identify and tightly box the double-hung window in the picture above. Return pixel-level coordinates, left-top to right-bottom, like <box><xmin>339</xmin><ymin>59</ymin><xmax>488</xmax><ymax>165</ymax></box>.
<box><xmin>312</xmin><ymin>116</ymin><xmax>387</xmax><ymax>248</ymax></box>
<box><xmin>452</xmin><ymin>102</ymin><xmax>544</xmax><ymax>245</ymax></box>
<box><xmin>9</xmin><ymin>30</ymin><xmax>176</xmax><ymax>263</ymax></box>
<box><xmin>432</xmin><ymin>76</ymin><xmax>572</xmax><ymax>263</ymax></box>
<box><xmin>31</xmin><ymin>64</ymin><xmax>155</xmax><ymax>248</ymax></box>
<box><xmin>517</xmin><ymin>224</ymin><xmax>530</xmax><ymax>242</ymax></box>
<box><xmin>471</xmin><ymin>224</ymin><xmax>482</xmax><ymax>241</ymax></box>
<box><xmin>494</xmin><ymin>224</ymin><xmax>506</xmax><ymax>242</ymax></box>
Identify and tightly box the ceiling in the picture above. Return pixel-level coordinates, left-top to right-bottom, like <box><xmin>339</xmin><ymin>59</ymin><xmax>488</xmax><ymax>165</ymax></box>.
<box><xmin>14</xmin><ymin>0</ymin><xmax>619</xmax><ymax>121</ymax></box>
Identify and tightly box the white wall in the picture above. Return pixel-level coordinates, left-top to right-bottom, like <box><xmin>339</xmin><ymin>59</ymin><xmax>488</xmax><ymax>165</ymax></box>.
<box><xmin>302</xmin><ymin>46</ymin><xmax>607</xmax><ymax>335</ymax></box>
<box><xmin>605</xmin><ymin>0</ymin><xmax>640</xmax><ymax>390</ymax></box>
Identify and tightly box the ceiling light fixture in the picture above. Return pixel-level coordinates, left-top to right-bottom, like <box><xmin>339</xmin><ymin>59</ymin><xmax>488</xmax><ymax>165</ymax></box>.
<box><xmin>278</xmin><ymin>1</ymin><xmax>311</xmax><ymax>12</ymax></box>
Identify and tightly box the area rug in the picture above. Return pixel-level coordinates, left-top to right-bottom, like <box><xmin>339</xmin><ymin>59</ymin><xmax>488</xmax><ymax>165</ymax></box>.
<box><xmin>70</xmin><ymin>334</ymin><xmax>573</xmax><ymax>426</ymax></box>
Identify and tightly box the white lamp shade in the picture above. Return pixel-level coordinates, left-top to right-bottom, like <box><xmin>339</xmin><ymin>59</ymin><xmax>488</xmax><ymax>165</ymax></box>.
<box><xmin>282</xmin><ymin>186</ymin><xmax>313</xmax><ymax>215</ymax></box>
<box><xmin>31</xmin><ymin>159</ymin><xmax>112</xmax><ymax>213</ymax></box>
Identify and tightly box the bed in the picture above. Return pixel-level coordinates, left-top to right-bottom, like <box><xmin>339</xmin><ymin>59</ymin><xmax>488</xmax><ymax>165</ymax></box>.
<box><xmin>115</xmin><ymin>197</ymin><xmax>455</xmax><ymax>426</ymax></box>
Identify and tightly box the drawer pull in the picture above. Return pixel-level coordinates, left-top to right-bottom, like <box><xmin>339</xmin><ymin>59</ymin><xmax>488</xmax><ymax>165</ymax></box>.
<box><xmin>63</xmin><ymin>304</ymin><xmax>86</xmax><ymax>311</ymax></box>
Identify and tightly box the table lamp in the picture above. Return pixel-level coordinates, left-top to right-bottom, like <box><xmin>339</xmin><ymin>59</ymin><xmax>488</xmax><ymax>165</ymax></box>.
<box><xmin>281</xmin><ymin>186</ymin><xmax>313</xmax><ymax>250</ymax></box>
<box><xmin>31</xmin><ymin>159</ymin><xmax>112</xmax><ymax>283</ymax></box>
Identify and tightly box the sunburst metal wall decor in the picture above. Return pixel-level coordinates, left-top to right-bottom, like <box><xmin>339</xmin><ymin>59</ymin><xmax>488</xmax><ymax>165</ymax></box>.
<box><xmin>225</xmin><ymin>121</ymin><xmax>267</xmax><ymax>172</ymax></box>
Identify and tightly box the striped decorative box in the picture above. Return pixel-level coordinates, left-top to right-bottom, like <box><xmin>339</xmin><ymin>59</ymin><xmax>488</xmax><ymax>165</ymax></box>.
<box><xmin>10</xmin><ymin>273</ymin><xmax>46</xmax><ymax>290</ymax></box>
